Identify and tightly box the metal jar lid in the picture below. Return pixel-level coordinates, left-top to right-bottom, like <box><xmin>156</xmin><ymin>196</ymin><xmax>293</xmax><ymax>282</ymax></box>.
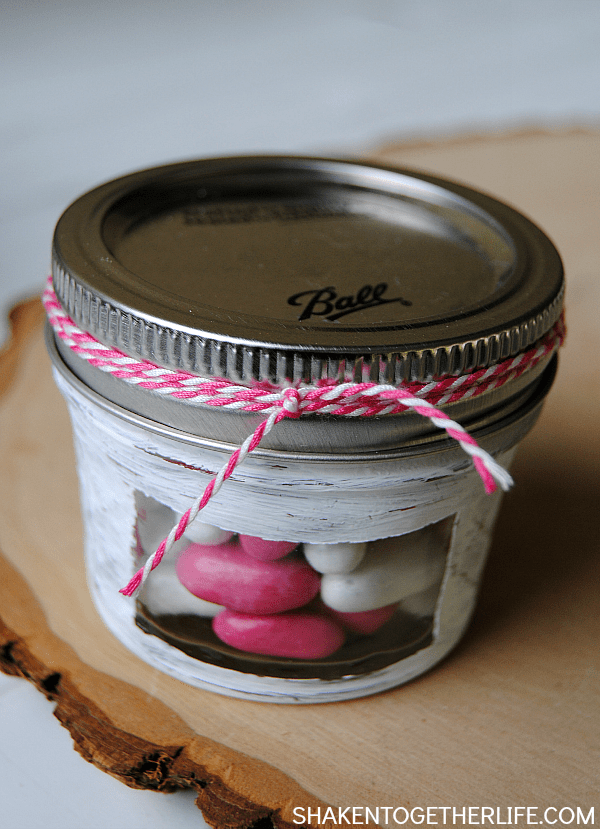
<box><xmin>52</xmin><ymin>155</ymin><xmax>563</xmax><ymax>386</ymax></box>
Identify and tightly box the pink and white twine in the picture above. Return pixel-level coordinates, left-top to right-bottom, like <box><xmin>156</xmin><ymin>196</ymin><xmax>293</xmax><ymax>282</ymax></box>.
<box><xmin>43</xmin><ymin>277</ymin><xmax>565</xmax><ymax>597</ymax></box>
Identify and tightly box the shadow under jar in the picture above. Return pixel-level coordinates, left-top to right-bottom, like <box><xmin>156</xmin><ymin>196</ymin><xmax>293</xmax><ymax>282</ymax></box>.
<box><xmin>45</xmin><ymin>155</ymin><xmax>564</xmax><ymax>703</ymax></box>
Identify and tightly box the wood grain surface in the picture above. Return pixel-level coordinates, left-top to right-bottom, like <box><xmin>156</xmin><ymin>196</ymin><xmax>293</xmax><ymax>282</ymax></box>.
<box><xmin>1</xmin><ymin>130</ymin><xmax>598</xmax><ymax>826</ymax></box>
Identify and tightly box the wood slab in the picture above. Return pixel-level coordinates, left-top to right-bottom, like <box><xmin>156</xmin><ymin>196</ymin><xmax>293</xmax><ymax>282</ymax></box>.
<box><xmin>1</xmin><ymin>129</ymin><xmax>599</xmax><ymax>825</ymax></box>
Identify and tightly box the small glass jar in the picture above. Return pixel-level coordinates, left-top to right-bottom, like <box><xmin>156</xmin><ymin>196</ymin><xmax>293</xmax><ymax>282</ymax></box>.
<box><xmin>45</xmin><ymin>156</ymin><xmax>563</xmax><ymax>703</ymax></box>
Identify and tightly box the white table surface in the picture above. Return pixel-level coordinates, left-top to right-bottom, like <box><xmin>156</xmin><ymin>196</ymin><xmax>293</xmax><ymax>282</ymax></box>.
<box><xmin>1</xmin><ymin>2</ymin><xmax>599</xmax><ymax>826</ymax></box>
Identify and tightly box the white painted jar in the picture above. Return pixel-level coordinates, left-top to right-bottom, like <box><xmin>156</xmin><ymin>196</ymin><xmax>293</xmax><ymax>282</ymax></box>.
<box><xmin>45</xmin><ymin>156</ymin><xmax>564</xmax><ymax>703</ymax></box>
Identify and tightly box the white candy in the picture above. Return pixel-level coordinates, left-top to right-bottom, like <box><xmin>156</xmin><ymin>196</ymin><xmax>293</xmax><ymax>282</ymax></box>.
<box><xmin>303</xmin><ymin>541</ymin><xmax>367</xmax><ymax>574</ymax></box>
<box><xmin>320</xmin><ymin>526</ymin><xmax>447</xmax><ymax>613</ymax></box>
<box><xmin>183</xmin><ymin>519</ymin><xmax>234</xmax><ymax>546</ymax></box>
<box><xmin>135</xmin><ymin>495</ymin><xmax>232</xmax><ymax>558</ymax></box>
<box><xmin>135</xmin><ymin>498</ymin><xmax>188</xmax><ymax>561</ymax></box>
<box><xmin>139</xmin><ymin>561</ymin><xmax>225</xmax><ymax>617</ymax></box>
<box><xmin>400</xmin><ymin>584</ymin><xmax>441</xmax><ymax>618</ymax></box>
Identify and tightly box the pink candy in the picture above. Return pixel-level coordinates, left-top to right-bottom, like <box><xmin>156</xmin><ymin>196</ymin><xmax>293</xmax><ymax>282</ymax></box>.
<box><xmin>176</xmin><ymin>535</ymin><xmax>397</xmax><ymax>660</ymax></box>
<box><xmin>213</xmin><ymin>609</ymin><xmax>345</xmax><ymax>658</ymax></box>
<box><xmin>326</xmin><ymin>603</ymin><xmax>397</xmax><ymax>634</ymax></box>
<box><xmin>176</xmin><ymin>540</ymin><xmax>320</xmax><ymax>615</ymax></box>
<box><xmin>238</xmin><ymin>534</ymin><xmax>298</xmax><ymax>561</ymax></box>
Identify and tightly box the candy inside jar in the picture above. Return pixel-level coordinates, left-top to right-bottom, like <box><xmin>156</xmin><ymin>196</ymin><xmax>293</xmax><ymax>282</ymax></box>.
<box><xmin>134</xmin><ymin>493</ymin><xmax>453</xmax><ymax>679</ymax></box>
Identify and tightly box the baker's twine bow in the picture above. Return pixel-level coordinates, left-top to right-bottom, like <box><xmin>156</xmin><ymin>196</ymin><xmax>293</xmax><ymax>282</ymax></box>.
<box><xmin>42</xmin><ymin>277</ymin><xmax>565</xmax><ymax>597</ymax></box>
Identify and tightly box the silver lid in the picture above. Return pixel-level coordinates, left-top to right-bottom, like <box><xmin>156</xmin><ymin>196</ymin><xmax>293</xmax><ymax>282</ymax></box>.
<box><xmin>52</xmin><ymin>156</ymin><xmax>563</xmax><ymax>384</ymax></box>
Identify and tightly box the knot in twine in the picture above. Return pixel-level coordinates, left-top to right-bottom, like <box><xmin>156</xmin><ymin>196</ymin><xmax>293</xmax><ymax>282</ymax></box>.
<box><xmin>281</xmin><ymin>387</ymin><xmax>302</xmax><ymax>418</ymax></box>
<box><xmin>42</xmin><ymin>277</ymin><xmax>565</xmax><ymax>598</ymax></box>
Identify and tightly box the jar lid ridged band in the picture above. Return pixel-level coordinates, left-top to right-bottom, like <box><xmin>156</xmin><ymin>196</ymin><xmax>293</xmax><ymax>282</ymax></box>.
<box><xmin>51</xmin><ymin>261</ymin><xmax>564</xmax><ymax>385</ymax></box>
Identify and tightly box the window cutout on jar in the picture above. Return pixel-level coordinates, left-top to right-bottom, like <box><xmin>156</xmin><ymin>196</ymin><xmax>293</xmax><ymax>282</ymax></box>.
<box><xmin>134</xmin><ymin>514</ymin><xmax>455</xmax><ymax>681</ymax></box>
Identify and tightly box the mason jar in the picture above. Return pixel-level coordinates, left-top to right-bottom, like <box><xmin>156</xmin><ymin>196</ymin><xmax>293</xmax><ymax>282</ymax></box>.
<box><xmin>44</xmin><ymin>156</ymin><xmax>564</xmax><ymax>703</ymax></box>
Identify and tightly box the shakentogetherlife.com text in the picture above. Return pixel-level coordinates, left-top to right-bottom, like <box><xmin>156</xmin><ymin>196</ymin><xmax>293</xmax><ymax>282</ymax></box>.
<box><xmin>292</xmin><ymin>806</ymin><xmax>596</xmax><ymax>827</ymax></box>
